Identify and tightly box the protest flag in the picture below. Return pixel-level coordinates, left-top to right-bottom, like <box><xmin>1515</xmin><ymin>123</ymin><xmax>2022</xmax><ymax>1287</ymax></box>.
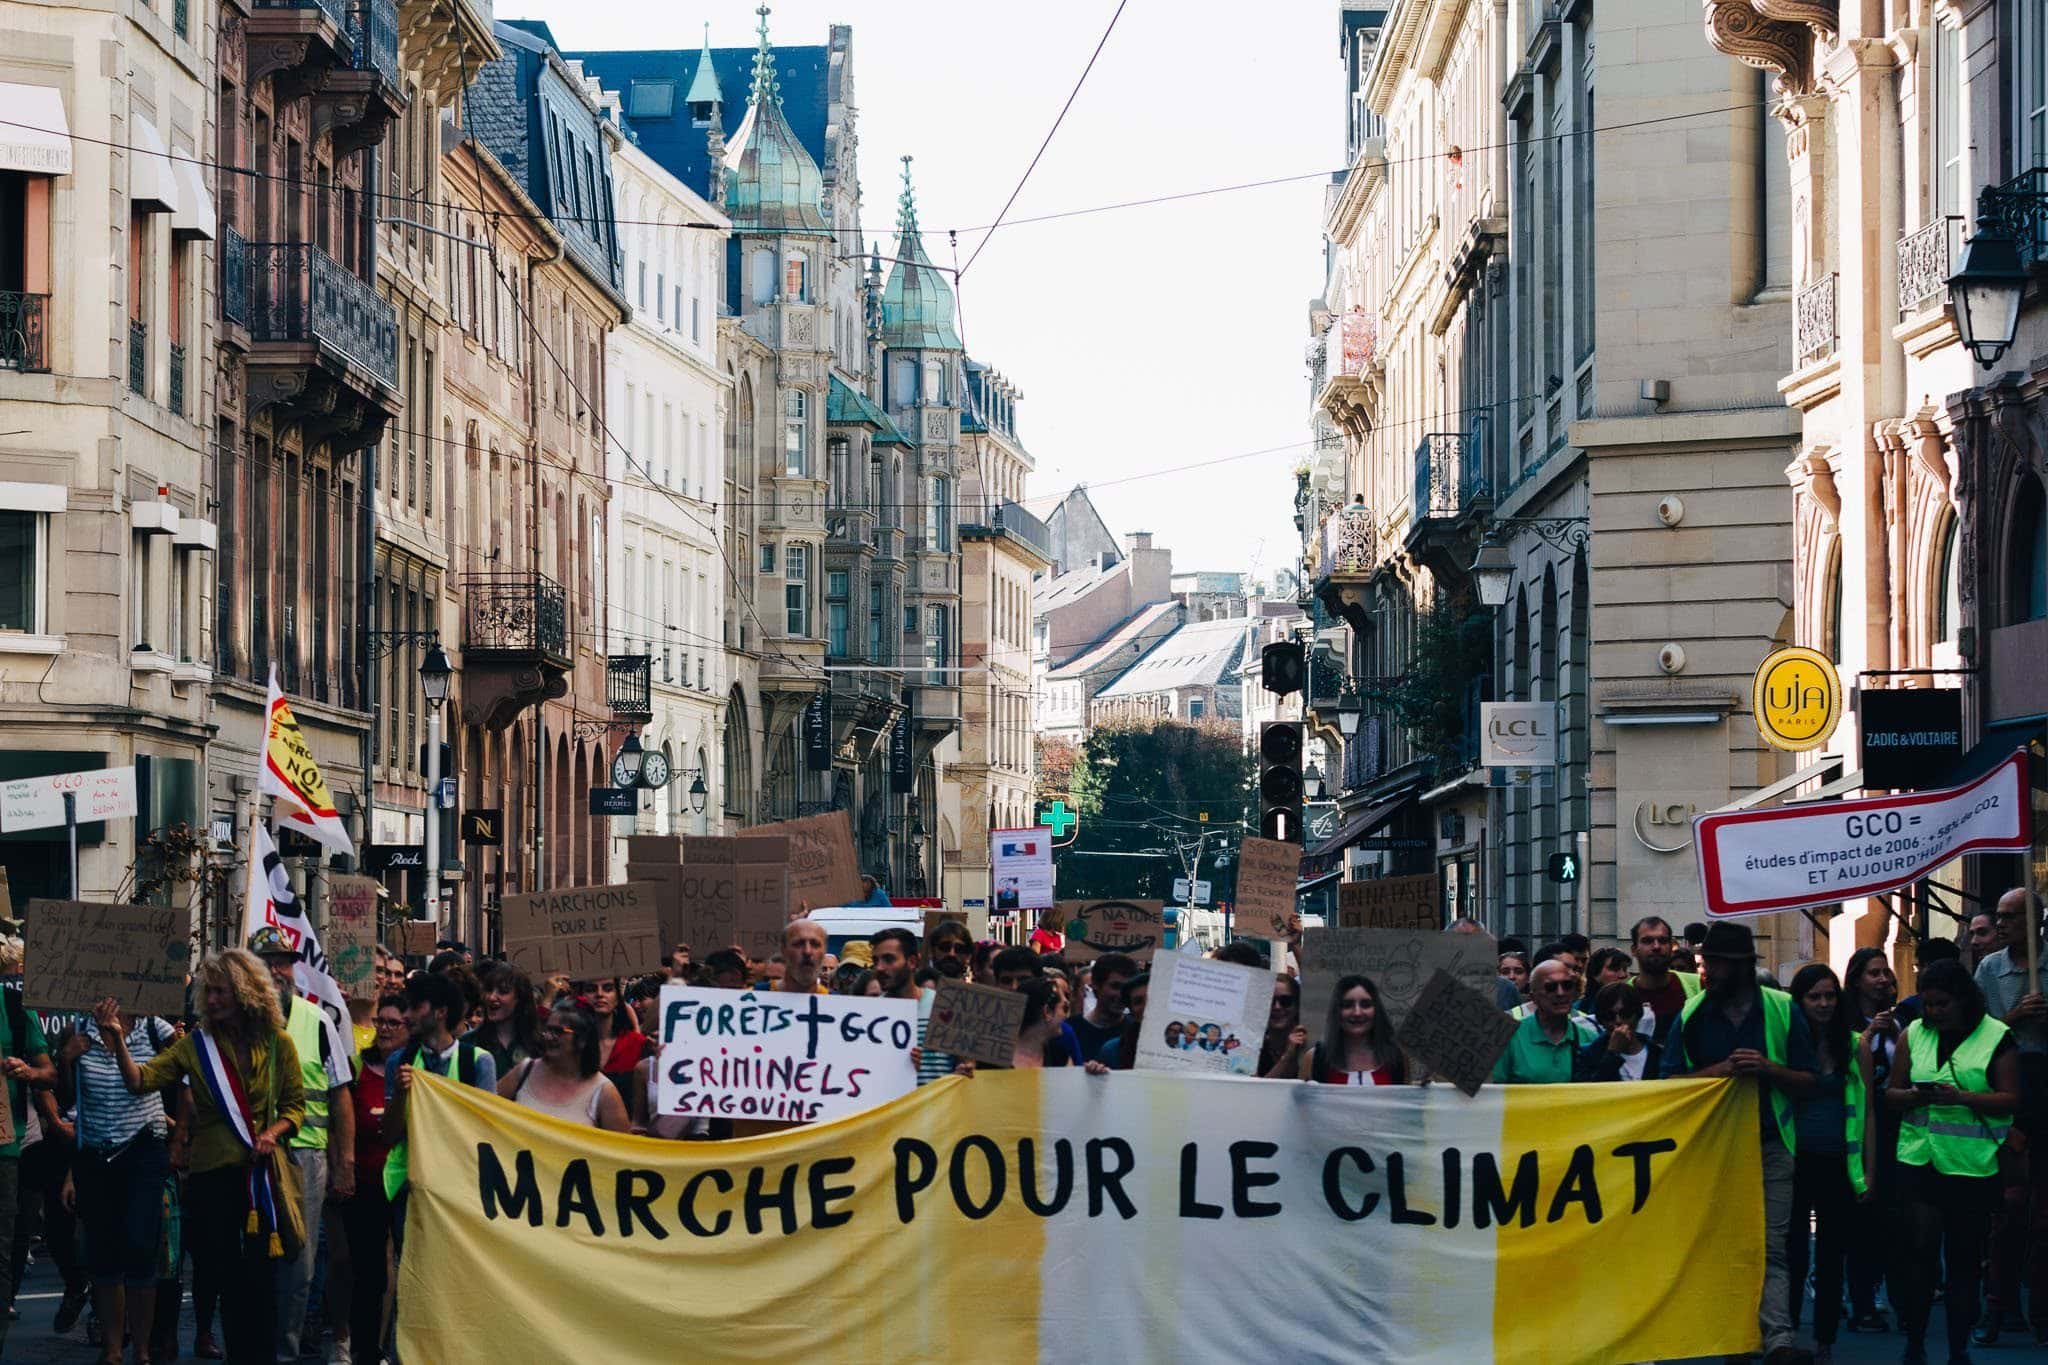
<box><xmin>259</xmin><ymin>664</ymin><xmax>354</xmax><ymax>855</ymax></box>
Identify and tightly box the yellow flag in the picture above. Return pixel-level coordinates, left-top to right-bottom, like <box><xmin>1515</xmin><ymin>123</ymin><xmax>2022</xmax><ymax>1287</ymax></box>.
<box><xmin>260</xmin><ymin>665</ymin><xmax>353</xmax><ymax>854</ymax></box>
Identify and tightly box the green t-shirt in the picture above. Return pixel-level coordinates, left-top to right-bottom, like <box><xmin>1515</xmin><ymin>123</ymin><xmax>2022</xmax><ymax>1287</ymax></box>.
<box><xmin>0</xmin><ymin>993</ymin><xmax>50</xmax><ymax>1158</ymax></box>
<box><xmin>1490</xmin><ymin>1011</ymin><xmax>1596</xmax><ymax>1086</ymax></box>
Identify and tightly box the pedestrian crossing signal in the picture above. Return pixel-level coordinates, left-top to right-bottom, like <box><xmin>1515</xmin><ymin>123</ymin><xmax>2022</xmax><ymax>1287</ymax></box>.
<box><xmin>1546</xmin><ymin>852</ymin><xmax>1579</xmax><ymax>883</ymax></box>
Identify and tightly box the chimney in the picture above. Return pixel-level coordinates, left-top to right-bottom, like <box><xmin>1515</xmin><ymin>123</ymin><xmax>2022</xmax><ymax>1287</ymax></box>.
<box><xmin>1128</xmin><ymin>531</ymin><xmax>1153</xmax><ymax>551</ymax></box>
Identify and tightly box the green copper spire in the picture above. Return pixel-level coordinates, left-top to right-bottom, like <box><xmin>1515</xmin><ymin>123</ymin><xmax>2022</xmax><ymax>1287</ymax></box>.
<box><xmin>749</xmin><ymin>5</ymin><xmax>779</xmax><ymax>108</ymax></box>
<box><xmin>897</xmin><ymin>155</ymin><xmax>919</xmax><ymax>237</ymax></box>
<box><xmin>685</xmin><ymin>21</ymin><xmax>723</xmax><ymax>107</ymax></box>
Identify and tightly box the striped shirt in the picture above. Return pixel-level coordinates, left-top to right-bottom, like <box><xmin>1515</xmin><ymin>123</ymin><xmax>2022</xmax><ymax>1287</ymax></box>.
<box><xmin>74</xmin><ymin>1017</ymin><xmax>170</xmax><ymax>1152</ymax></box>
<box><xmin>916</xmin><ymin>990</ymin><xmax>957</xmax><ymax>1086</ymax></box>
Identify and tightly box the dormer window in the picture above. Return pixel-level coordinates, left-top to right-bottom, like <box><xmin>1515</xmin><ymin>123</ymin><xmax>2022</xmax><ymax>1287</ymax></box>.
<box><xmin>689</xmin><ymin>100</ymin><xmax>714</xmax><ymax>128</ymax></box>
<box><xmin>628</xmin><ymin>80</ymin><xmax>675</xmax><ymax>120</ymax></box>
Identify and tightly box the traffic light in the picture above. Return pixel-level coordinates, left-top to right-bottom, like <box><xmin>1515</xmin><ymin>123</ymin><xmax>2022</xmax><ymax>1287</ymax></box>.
<box><xmin>1261</xmin><ymin>641</ymin><xmax>1305</xmax><ymax>696</ymax></box>
<box><xmin>1546</xmin><ymin>851</ymin><xmax>1579</xmax><ymax>884</ymax></box>
<box><xmin>1258</xmin><ymin>721</ymin><xmax>1304</xmax><ymax>842</ymax></box>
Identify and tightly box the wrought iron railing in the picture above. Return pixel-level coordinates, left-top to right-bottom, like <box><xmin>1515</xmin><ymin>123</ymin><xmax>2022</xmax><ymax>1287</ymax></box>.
<box><xmin>169</xmin><ymin>341</ymin><xmax>185</xmax><ymax>415</ymax></box>
<box><xmin>220</xmin><ymin>226</ymin><xmax>249</xmax><ymax>329</ymax></box>
<box><xmin>1897</xmin><ymin>218</ymin><xmax>1956</xmax><ymax>317</ymax></box>
<box><xmin>1795</xmin><ymin>273</ymin><xmax>1837</xmax><ymax>367</ymax></box>
<box><xmin>128</xmin><ymin>319</ymin><xmax>147</xmax><ymax>395</ymax></box>
<box><xmin>992</xmin><ymin>499</ymin><xmax>1051</xmax><ymax>559</ymax></box>
<box><xmin>0</xmin><ymin>291</ymin><xmax>49</xmax><ymax>372</ymax></box>
<box><xmin>1412</xmin><ymin>432</ymin><xmax>1488</xmax><ymax>520</ymax></box>
<box><xmin>246</xmin><ymin>240</ymin><xmax>398</xmax><ymax>387</ymax></box>
<box><xmin>1315</xmin><ymin>503</ymin><xmax>1376</xmax><ymax>580</ymax></box>
<box><xmin>462</xmin><ymin>573</ymin><xmax>569</xmax><ymax>664</ymax></box>
<box><xmin>1981</xmin><ymin>166</ymin><xmax>2048</xmax><ymax>264</ymax></box>
<box><xmin>348</xmin><ymin>0</ymin><xmax>400</xmax><ymax>87</ymax></box>
<box><xmin>607</xmin><ymin>653</ymin><xmax>653</xmax><ymax>718</ymax></box>
<box><xmin>254</xmin><ymin>0</ymin><xmax>349</xmax><ymax>31</ymax></box>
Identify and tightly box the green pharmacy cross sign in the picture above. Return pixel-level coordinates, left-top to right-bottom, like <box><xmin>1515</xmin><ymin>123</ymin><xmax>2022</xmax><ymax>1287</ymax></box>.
<box><xmin>1039</xmin><ymin>799</ymin><xmax>1078</xmax><ymax>839</ymax></box>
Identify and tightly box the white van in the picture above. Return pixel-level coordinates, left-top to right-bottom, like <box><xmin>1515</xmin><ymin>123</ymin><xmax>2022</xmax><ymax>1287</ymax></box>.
<box><xmin>805</xmin><ymin>905</ymin><xmax>925</xmax><ymax>958</ymax></box>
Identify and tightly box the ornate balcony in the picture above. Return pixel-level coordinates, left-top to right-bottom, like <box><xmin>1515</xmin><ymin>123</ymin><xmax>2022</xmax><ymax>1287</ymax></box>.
<box><xmin>0</xmin><ymin>291</ymin><xmax>49</xmax><ymax>373</ymax></box>
<box><xmin>1312</xmin><ymin>503</ymin><xmax>1376</xmax><ymax>585</ymax></box>
<box><xmin>1795</xmin><ymin>273</ymin><xmax>1837</xmax><ymax>367</ymax></box>
<box><xmin>459</xmin><ymin>572</ymin><xmax>571</xmax><ymax>732</ymax></box>
<box><xmin>606</xmin><ymin>653</ymin><xmax>653</xmax><ymax>720</ymax></box>
<box><xmin>1404</xmin><ymin>432</ymin><xmax>1490</xmax><ymax>582</ymax></box>
<box><xmin>245</xmin><ymin>239</ymin><xmax>399</xmax><ymax>446</ymax></box>
<box><xmin>1897</xmin><ymin>219</ymin><xmax>1956</xmax><ymax>318</ymax></box>
<box><xmin>248</xmin><ymin>0</ymin><xmax>405</xmax><ymax>152</ymax></box>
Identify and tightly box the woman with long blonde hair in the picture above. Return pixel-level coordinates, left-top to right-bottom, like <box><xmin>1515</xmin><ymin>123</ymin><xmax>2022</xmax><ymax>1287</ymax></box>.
<box><xmin>96</xmin><ymin>948</ymin><xmax>304</xmax><ymax>1364</ymax></box>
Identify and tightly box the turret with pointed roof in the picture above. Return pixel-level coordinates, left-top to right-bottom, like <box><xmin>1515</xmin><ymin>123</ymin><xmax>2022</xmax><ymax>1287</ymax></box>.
<box><xmin>880</xmin><ymin>157</ymin><xmax>962</xmax><ymax>350</ymax></box>
<box><xmin>722</xmin><ymin>5</ymin><xmax>831</xmax><ymax>234</ymax></box>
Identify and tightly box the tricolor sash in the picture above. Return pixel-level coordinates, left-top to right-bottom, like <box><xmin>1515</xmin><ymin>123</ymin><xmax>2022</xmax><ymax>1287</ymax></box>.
<box><xmin>193</xmin><ymin>1030</ymin><xmax>287</xmax><ymax>1258</ymax></box>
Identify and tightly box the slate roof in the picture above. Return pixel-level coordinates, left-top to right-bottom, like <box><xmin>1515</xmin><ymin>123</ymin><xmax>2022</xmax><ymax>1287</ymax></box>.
<box><xmin>1093</xmin><ymin>616</ymin><xmax>1252</xmax><ymax>699</ymax></box>
<box><xmin>567</xmin><ymin>43</ymin><xmax>832</xmax><ymax>202</ymax></box>
<box><xmin>1047</xmin><ymin>600</ymin><xmax>1182</xmax><ymax>680</ymax></box>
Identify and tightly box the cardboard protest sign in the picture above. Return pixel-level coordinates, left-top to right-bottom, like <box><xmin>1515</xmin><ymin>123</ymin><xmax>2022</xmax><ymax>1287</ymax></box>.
<box><xmin>1235</xmin><ymin>837</ymin><xmax>1303</xmax><ymax>939</ymax></box>
<box><xmin>500</xmin><ymin>882</ymin><xmax>663</xmax><ymax>980</ymax></box>
<box><xmin>669</xmin><ymin>836</ymin><xmax>789</xmax><ymax>962</ymax></box>
<box><xmin>323</xmin><ymin>874</ymin><xmax>380</xmax><ymax>1001</ymax></box>
<box><xmin>923</xmin><ymin>980</ymin><xmax>1026</xmax><ymax>1066</ymax></box>
<box><xmin>1336</xmin><ymin>874</ymin><xmax>1443</xmax><ymax>931</ymax></box>
<box><xmin>1297</xmin><ymin>925</ymin><xmax>1498</xmax><ymax>1037</ymax></box>
<box><xmin>750</xmin><ymin>811</ymin><xmax>862</xmax><ymax>909</ymax></box>
<box><xmin>1057</xmin><ymin>900</ymin><xmax>1166</xmax><ymax>963</ymax></box>
<box><xmin>25</xmin><ymin>900</ymin><xmax>190</xmax><ymax>1017</ymax></box>
<box><xmin>1397</xmin><ymin>969</ymin><xmax>1519</xmax><ymax>1096</ymax></box>
<box><xmin>390</xmin><ymin>919</ymin><xmax>439</xmax><ymax>958</ymax></box>
<box><xmin>654</xmin><ymin>983</ymin><xmax>918</xmax><ymax>1125</ymax></box>
<box><xmin>1134</xmin><ymin>952</ymin><xmax>1273</xmax><ymax>1077</ymax></box>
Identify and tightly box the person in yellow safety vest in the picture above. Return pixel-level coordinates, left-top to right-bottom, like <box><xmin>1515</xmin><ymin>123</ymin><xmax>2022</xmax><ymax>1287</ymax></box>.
<box><xmin>1842</xmin><ymin>946</ymin><xmax>1903</xmax><ymax>1334</ymax></box>
<box><xmin>1884</xmin><ymin>958</ymin><xmax>2022</xmax><ymax>1365</ymax></box>
<box><xmin>1662</xmin><ymin>921</ymin><xmax>1818</xmax><ymax>1365</ymax></box>
<box><xmin>248</xmin><ymin>928</ymin><xmax>356</xmax><ymax>1363</ymax></box>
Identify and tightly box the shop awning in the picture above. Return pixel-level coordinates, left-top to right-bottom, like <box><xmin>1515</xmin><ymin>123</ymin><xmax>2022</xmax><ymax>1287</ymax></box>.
<box><xmin>0</xmin><ymin>84</ymin><xmax>71</xmax><ymax>176</ymax></box>
<box><xmin>130</xmin><ymin>117</ymin><xmax>178</xmax><ymax>214</ymax></box>
<box><xmin>1303</xmin><ymin>785</ymin><xmax>1414</xmax><ymax>860</ymax></box>
<box><xmin>1930</xmin><ymin>717</ymin><xmax>2041</xmax><ymax>789</ymax></box>
<box><xmin>171</xmin><ymin>157</ymin><xmax>214</xmax><ymax>239</ymax></box>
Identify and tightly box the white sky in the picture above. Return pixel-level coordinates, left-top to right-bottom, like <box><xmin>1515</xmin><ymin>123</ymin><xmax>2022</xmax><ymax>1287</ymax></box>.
<box><xmin>513</xmin><ymin>0</ymin><xmax>1339</xmax><ymax>583</ymax></box>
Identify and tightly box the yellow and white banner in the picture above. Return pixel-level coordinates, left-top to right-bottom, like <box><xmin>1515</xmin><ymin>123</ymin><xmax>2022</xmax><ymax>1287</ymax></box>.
<box><xmin>397</xmin><ymin>1071</ymin><xmax>1762</xmax><ymax>1364</ymax></box>
<box><xmin>259</xmin><ymin>664</ymin><xmax>353</xmax><ymax>855</ymax></box>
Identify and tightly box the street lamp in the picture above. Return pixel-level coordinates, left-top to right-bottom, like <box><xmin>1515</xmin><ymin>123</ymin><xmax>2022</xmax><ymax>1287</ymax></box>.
<box><xmin>687</xmin><ymin>773</ymin><xmax>708</xmax><ymax>815</ymax></box>
<box><xmin>1304</xmin><ymin>763</ymin><xmax>1327</xmax><ymax>801</ymax></box>
<box><xmin>617</xmin><ymin>732</ymin><xmax>645</xmax><ymax>787</ymax></box>
<box><xmin>1470</xmin><ymin>533</ymin><xmax>1515</xmax><ymax>608</ymax></box>
<box><xmin>418</xmin><ymin>642</ymin><xmax>451</xmax><ymax>925</ymax></box>
<box><xmin>1948</xmin><ymin>202</ymin><xmax>2030</xmax><ymax>368</ymax></box>
<box><xmin>1335</xmin><ymin>687</ymin><xmax>1363</xmax><ymax>738</ymax></box>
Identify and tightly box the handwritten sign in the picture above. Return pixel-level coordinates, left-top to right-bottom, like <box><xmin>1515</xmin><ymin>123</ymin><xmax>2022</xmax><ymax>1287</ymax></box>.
<box><xmin>671</xmin><ymin>836</ymin><xmax>789</xmax><ymax>962</ymax></box>
<box><xmin>1397</xmin><ymin>969</ymin><xmax>1519</xmax><ymax>1096</ymax></box>
<box><xmin>0</xmin><ymin>767</ymin><xmax>137</xmax><ymax>834</ymax></box>
<box><xmin>500</xmin><ymin>883</ymin><xmax>662</xmax><ymax>980</ymax></box>
<box><xmin>923</xmin><ymin>980</ymin><xmax>1025</xmax><ymax>1066</ymax></box>
<box><xmin>750</xmin><ymin>812</ymin><xmax>862</xmax><ymax>909</ymax></box>
<box><xmin>1297</xmin><ymin>926</ymin><xmax>1498</xmax><ymax>1038</ymax></box>
<box><xmin>1134</xmin><ymin>952</ymin><xmax>1273</xmax><ymax>1077</ymax></box>
<box><xmin>24</xmin><ymin>900</ymin><xmax>190</xmax><ymax>1017</ymax></box>
<box><xmin>1057</xmin><ymin>900</ymin><xmax>1166</xmax><ymax>963</ymax></box>
<box><xmin>390</xmin><ymin>919</ymin><xmax>439</xmax><ymax>958</ymax></box>
<box><xmin>1235</xmin><ymin>837</ymin><xmax>1303</xmax><ymax>939</ymax></box>
<box><xmin>655</xmin><ymin>983</ymin><xmax>918</xmax><ymax>1125</ymax></box>
<box><xmin>324</xmin><ymin>874</ymin><xmax>380</xmax><ymax>1001</ymax></box>
<box><xmin>1336</xmin><ymin>874</ymin><xmax>1442</xmax><ymax>931</ymax></box>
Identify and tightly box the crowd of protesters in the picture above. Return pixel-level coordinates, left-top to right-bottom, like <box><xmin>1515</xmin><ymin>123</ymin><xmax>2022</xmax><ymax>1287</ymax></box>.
<box><xmin>0</xmin><ymin>881</ymin><xmax>2031</xmax><ymax>1365</ymax></box>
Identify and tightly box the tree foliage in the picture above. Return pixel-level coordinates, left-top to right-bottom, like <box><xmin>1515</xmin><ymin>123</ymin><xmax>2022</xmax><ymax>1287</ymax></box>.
<box><xmin>1359</xmin><ymin>599</ymin><xmax>1491</xmax><ymax>770</ymax></box>
<box><xmin>1056</xmin><ymin>717</ymin><xmax>1254</xmax><ymax>901</ymax></box>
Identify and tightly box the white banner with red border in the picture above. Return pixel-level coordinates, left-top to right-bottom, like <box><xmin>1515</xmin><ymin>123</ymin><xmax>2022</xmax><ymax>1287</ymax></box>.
<box><xmin>1694</xmin><ymin>750</ymin><xmax>2031</xmax><ymax>919</ymax></box>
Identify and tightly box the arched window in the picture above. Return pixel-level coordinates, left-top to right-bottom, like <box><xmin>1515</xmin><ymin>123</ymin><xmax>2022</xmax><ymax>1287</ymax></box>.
<box><xmin>783</xmin><ymin>250</ymin><xmax>808</xmax><ymax>301</ymax></box>
<box><xmin>1934</xmin><ymin>514</ymin><xmax>1961</xmax><ymax>644</ymax></box>
<box><xmin>891</xmin><ymin>359</ymin><xmax>917</xmax><ymax>407</ymax></box>
<box><xmin>749</xmin><ymin>248</ymin><xmax>775</xmax><ymax>306</ymax></box>
<box><xmin>723</xmin><ymin>688</ymin><xmax>752</xmax><ymax>825</ymax></box>
<box><xmin>2010</xmin><ymin>475</ymin><xmax>2048</xmax><ymax>623</ymax></box>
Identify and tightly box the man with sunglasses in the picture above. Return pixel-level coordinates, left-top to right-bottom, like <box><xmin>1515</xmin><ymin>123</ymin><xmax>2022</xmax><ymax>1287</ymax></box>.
<box><xmin>1975</xmin><ymin>887</ymin><xmax>2048</xmax><ymax>1345</ymax></box>
<box><xmin>925</xmin><ymin>919</ymin><xmax>975</xmax><ymax>978</ymax></box>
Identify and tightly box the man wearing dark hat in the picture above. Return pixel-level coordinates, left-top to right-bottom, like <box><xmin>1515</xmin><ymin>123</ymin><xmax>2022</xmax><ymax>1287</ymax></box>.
<box><xmin>1663</xmin><ymin>921</ymin><xmax>1818</xmax><ymax>1364</ymax></box>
